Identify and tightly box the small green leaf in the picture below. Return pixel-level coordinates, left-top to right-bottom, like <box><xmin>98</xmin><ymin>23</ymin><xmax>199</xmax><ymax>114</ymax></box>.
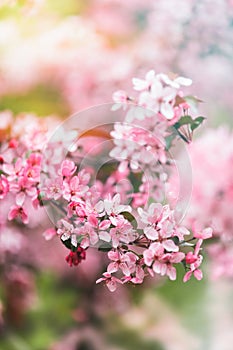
<box><xmin>190</xmin><ymin>116</ymin><xmax>205</xmax><ymax>131</ymax></box>
<box><xmin>174</xmin><ymin>115</ymin><xmax>193</xmax><ymax>129</ymax></box>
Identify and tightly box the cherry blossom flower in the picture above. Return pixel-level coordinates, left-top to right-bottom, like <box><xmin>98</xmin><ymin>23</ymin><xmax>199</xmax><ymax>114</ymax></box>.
<box><xmin>43</xmin><ymin>177</ymin><xmax>63</xmax><ymax>201</ymax></box>
<box><xmin>78</xmin><ymin>223</ymin><xmax>99</xmax><ymax>249</ymax></box>
<box><xmin>63</xmin><ymin>175</ymin><xmax>89</xmax><ymax>201</ymax></box>
<box><xmin>110</xmin><ymin>217</ymin><xmax>137</xmax><ymax>248</ymax></box>
<box><xmin>132</xmin><ymin>69</ymin><xmax>156</xmax><ymax>91</ymax></box>
<box><xmin>107</xmin><ymin>251</ymin><xmax>131</xmax><ymax>276</ymax></box>
<box><xmin>57</xmin><ymin>219</ymin><xmax>78</xmax><ymax>246</ymax></box>
<box><xmin>112</xmin><ymin>90</ymin><xmax>129</xmax><ymax>111</ymax></box>
<box><xmin>102</xmin><ymin>194</ymin><xmax>131</xmax><ymax>225</ymax></box>
<box><xmin>58</xmin><ymin>160</ymin><xmax>77</xmax><ymax>178</ymax></box>
<box><xmin>96</xmin><ymin>272</ymin><xmax>123</xmax><ymax>292</ymax></box>
<box><xmin>8</xmin><ymin>205</ymin><xmax>29</xmax><ymax>224</ymax></box>
<box><xmin>143</xmin><ymin>242</ymin><xmax>185</xmax><ymax>280</ymax></box>
<box><xmin>183</xmin><ymin>239</ymin><xmax>204</xmax><ymax>282</ymax></box>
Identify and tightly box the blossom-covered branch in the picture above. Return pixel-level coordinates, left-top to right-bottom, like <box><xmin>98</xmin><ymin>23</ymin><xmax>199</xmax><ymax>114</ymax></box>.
<box><xmin>0</xmin><ymin>70</ymin><xmax>212</xmax><ymax>292</ymax></box>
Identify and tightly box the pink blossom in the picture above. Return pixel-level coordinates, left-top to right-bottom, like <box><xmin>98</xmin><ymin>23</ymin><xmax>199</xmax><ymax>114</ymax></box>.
<box><xmin>59</xmin><ymin>160</ymin><xmax>77</xmax><ymax>177</ymax></box>
<box><xmin>43</xmin><ymin>177</ymin><xmax>63</xmax><ymax>201</ymax></box>
<box><xmin>139</xmin><ymin>80</ymin><xmax>177</xmax><ymax>119</ymax></box>
<box><xmin>102</xmin><ymin>193</ymin><xmax>131</xmax><ymax>225</ymax></box>
<box><xmin>183</xmin><ymin>239</ymin><xmax>204</xmax><ymax>282</ymax></box>
<box><xmin>132</xmin><ymin>70</ymin><xmax>156</xmax><ymax>91</ymax></box>
<box><xmin>8</xmin><ymin>205</ymin><xmax>29</xmax><ymax>224</ymax></box>
<box><xmin>194</xmin><ymin>227</ymin><xmax>213</xmax><ymax>240</ymax></box>
<box><xmin>143</xmin><ymin>242</ymin><xmax>184</xmax><ymax>280</ymax></box>
<box><xmin>138</xmin><ymin>203</ymin><xmax>163</xmax><ymax>225</ymax></box>
<box><xmin>10</xmin><ymin>176</ymin><xmax>37</xmax><ymax>206</ymax></box>
<box><xmin>67</xmin><ymin>199</ymin><xmax>86</xmax><ymax>220</ymax></box>
<box><xmin>110</xmin><ymin>217</ymin><xmax>137</xmax><ymax>248</ymax></box>
<box><xmin>107</xmin><ymin>251</ymin><xmax>131</xmax><ymax>276</ymax></box>
<box><xmin>78</xmin><ymin>223</ymin><xmax>99</xmax><ymax>249</ymax></box>
<box><xmin>63</xmin><ymin>175</ymin><xmax>89</xmax><ymax>201</ymax></box>
<box><xmin>96</xmin><ymin>272</ymin><xmax>123</xmax><ymax>292</ymax></box>
<box><xmin>57</xmin><ymin>219</ymin><xmax>78</xmax><ymax>245</ymax></box>
<box><xmin>3</xmin><ymin>158</ymin><xmax>23</xmax><ymax>181</ymax></box>
<box><xmin>125</xmin><ymin>252</ymin><xmax>145</xmax><ymax>284</ymax></box>
<box><xmin>112</xmin><ymin>90</ymin><xmax>129</xmax><ymax>110</ymax></box>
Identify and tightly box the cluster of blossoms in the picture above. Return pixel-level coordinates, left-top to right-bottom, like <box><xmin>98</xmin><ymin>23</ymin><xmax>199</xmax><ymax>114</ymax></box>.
<box><xmin>0</xmin><ymin>70</ymin><xmax>213</xmax><ymax>292</ymax></box>
<box><xmin>173</xmin><ymin>127</ymin><xmax>233</xmax><ymax>280</ymax></box>
<box><xmin>111</xmin><ymin>70</ymin><xmax>199</xmax><ymax>206</ymax></box>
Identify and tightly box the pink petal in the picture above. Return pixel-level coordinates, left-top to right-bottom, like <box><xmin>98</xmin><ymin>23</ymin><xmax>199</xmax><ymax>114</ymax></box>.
<box><xmin>106</xmin><ymin>279</ymin><xmax>117</xmax><ymax>292</ymax></box>
<box><xmin>144</xmin><ymin>226</ymin><xmax>158</xmax><ymax>240</ymax></box>
<box><xmin>167</xmin><ymin>266</ymin><xmax>177</xmax><ymax>281</ymax></box>
<box><xmin>16</xmin><ymin>192</ymin><xmax>25</xmax><ymax>206</ymax></box>
<box><xmin>99</xmin><ymin>220</ymin><xmax>111</xmax><ymax>230</ymax></box>
<box><xmin>107</xmin><ymin>262</ymin><xmax>118</xmax><ymax>274</ymax></box>
<box><xmin>163</xmin><ymin>239</ymin><xmax>179</xmax><ymax>252</ymax></box>
<box><xmin>99</xmin><ymin>231</ymin><xmax>111</xmax><ymax>242</ymax></box>
<box><xmin>183</xmin><ymin>271</ymin><xmax>192</xmax><ymax>283</ymax></box>
<box><xmin>194</xmin><ymin>269</ymin><xmax>203</xmax><ymax>281</ymax></box>
<box><xmin>88</xmin><ymin>215</ymin><xmax>98</xmax><ymax>227</ymax></box>
<box><xmin>8</xmin><ymin>206</ymin><xmax>18</xmax><ymax>221</ymax></box>
<box><xmin>120</xmin><ymin>263</ymin><xmax>130</xmax><ymax>276</ymax></box>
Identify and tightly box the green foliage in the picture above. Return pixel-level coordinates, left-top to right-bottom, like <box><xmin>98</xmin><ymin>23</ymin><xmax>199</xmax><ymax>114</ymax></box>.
<box><xmin>155</xmin><ymin>263</ymin><xmax>209</xmax><ymax>334</ymax></box>
<box><xmin>173</xmin><ymin>115</ymin><xmax>205</xmax><ymax>131</ymax></box>
<box><xmin>108</xmin><ymin>327</ymin><xmax>165</xmax><ymax>350</ymax></box>
<box><xmin>0</xmin><ymin>85</ymin><xmax>69</xmax><ymax>117</ymax></box>
<box><xmin>166</xmin><ymin>115</ymin><xmax>206</xmax><ymax>146</ymax></box>
<box><xmin>0</xmin><ymin>271</ymin><xmax>77</xmax><ymax>350</ymax></box>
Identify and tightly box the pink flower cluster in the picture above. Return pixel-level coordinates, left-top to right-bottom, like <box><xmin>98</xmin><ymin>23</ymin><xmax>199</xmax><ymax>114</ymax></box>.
<box><xmin>174</xmin><ymin>127</ymin><xmax>233</xmax><ymax>280</ymax></box>
<box><xmin>112</xmin><ymin>70</ymin><xmax>192</xmax><ymax>122</ymax></box>
<box><xmin>0</xmin><ymin>70</ymin><xmax>213</xmax><ymax>292</ymax></box>
<box><xmin>110</xmin><ymin>71</ymin><xmax>192</xmax><ymax>205</ymax></box>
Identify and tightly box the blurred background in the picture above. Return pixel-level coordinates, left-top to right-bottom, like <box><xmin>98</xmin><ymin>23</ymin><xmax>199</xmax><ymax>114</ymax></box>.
<box><xmin>0</xmin><ymin>1</ymin><xmax>233</xmax><ymax>349</ymax></box>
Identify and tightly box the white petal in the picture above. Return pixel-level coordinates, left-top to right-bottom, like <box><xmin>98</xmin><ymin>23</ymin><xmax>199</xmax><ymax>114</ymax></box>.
<box><xmin>163</xmin><ymin>239</ymin><xmax>179</xmax><ymax>252</ymax></box>
<box><xmin>99</xmin><ymin>231</ymin><xmax>111</xmax><ymax>242</ymax></box>
<box><xmin>175</xmin><ymin>76</ymin><xmax>192</xmax><ymax>86</ymax></box>
<box><xmin>160</xmin><ymin>103</ymin><xmax>174</xmax><ymax>120</ymax></box>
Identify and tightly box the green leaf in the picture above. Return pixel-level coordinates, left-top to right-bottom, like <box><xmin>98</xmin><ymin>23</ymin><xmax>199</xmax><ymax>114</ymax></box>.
<box><xmin>120</xmin><ymin>211</ymin><xmax>138</xmax><ymax>229</ymax></box>
<box><xmin>190</xmin><ymin>116</ymin><xmax>205</xmax><ymax>131</ymax></box>
<box><xmin>174</xmin><ymin>115</ymin><xmax>193</xmax><ymax>129</ymax></box>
